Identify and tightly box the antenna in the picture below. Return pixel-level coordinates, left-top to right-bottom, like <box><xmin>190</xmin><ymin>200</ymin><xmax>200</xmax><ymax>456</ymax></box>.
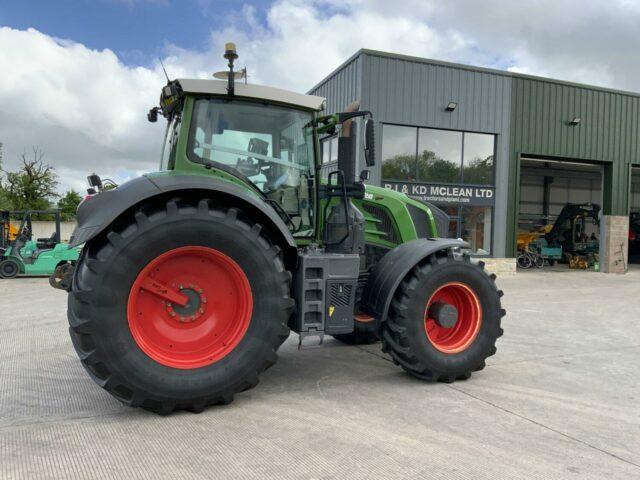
<box><xmin>158</xmin><ymin>57</ymin><xmax>170</xmax><ymax>82</ymax></box>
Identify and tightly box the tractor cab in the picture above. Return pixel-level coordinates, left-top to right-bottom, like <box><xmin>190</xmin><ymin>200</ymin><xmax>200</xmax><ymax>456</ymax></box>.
<box><xmin>142</xmin><ymin>43</ymin><xmax>377</xmax><ymax>245</ymax></box>
<box><xmin>160</xmin><ymin>81</ymin><xmax>321</xmax><ymax>236</ymax></box>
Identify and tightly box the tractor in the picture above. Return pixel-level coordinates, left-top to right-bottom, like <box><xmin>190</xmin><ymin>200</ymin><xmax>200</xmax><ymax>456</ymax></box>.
<box><xmin>51</xmin><ymin>44</ymin><xmax>504</xmax><ymax>414</ymax></box>
<box><xmin>0</xmin><ymin>209</ymin><xmax>81</xmax><ymax>278</ymax></box>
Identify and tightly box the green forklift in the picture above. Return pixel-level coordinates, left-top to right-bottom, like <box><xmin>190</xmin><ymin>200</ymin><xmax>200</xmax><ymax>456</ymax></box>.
<box><xmin>0</xmin><ymin>209</ymin><xmax>81</xmax><ymax>278</ymax></box>
<box><xmin>51</xmin><ymin>44</ymin><xmax>505</xmax><ymax>414</ymax></box>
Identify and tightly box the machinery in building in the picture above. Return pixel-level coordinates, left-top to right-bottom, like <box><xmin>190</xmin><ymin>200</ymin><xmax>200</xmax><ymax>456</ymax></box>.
<box><xmin>516</xmin><ymin>229</ymin><xmax>560</xmax><ymax>268</ymax></box>
<box><xmin>518</xmin><ymin>203</ymin><xmax>600</xmax><ymax>268</ymax></box>
<box><xmin>0</xmin><ymin>210</ymin><xmax>81</xmax><ymax>278</ymax></box>
<box><xmin>50</xmin><ymin>44</ymin><xmax>505</xmax><ymax>414</ymax></box>
<box><xmin>545</xmin><ymin>203</ymin><xmax>600</xmax><ymax>264</ymax></box>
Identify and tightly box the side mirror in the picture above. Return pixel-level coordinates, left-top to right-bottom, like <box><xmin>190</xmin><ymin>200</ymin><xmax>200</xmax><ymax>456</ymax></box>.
<box><xmin>87</xmin><ymin>174</ymin><xmax>103</xmax><ymax>190</ymax></box>
<box><xmin>147</xmin><ymin>107</ymin><xmax>159</xmax><ymax>123</ymax></box>
<box><xmin>364</xmin><ymin>118</ymin><xmax>375</xmax><ymax>167</ymax></box>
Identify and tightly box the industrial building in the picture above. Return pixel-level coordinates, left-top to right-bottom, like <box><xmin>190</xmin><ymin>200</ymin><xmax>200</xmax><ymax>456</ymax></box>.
<box><xmin>309</xmin><ymin>49</ymin><xmax>640</xmax><ymax>273</ymax></box>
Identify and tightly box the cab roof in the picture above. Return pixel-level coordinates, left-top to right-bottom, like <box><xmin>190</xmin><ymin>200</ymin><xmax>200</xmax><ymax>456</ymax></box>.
<box><xmin>176</xmin><ymin>79</ymin><xmax>326</xmax><ymax>111</ymax></box>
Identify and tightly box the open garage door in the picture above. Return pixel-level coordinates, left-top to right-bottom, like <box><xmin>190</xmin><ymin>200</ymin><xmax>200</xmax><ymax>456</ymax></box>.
<box><xmin>630</xmin><ymin>167</ymin><xmax>640</xmax><ymax>264</ymax></box>
<box><xmin>518</xmin><ymin>157</ymin><xmax>602</xmax><ymax>271</ymax></box>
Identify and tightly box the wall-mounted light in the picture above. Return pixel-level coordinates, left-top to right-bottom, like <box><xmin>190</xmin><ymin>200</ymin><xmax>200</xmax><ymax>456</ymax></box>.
<box><xmin>446</xmin><ymin>101</ymin><xmax>457</xmax><ymax>112</ymax></box>
<box><xmin>569</xmin><ymin>117</ymin><xmax>581</xmax><ymax>126</ymax></box>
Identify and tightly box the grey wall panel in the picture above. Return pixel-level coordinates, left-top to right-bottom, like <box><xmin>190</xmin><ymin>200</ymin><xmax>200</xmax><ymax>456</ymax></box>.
<box><xmin>360</xmin><ymin>53</ymin><xmax>511</xmax><ymax>134</ymax></box>
<box><xmin>360</xmin><ymin>52</ymin><xmax>512</xmax><ymax>256</ymax></box>
<box><xmin>308</xmin><ymin>55</ymin><xmax>362</xmax><ymax>115</ymax></box>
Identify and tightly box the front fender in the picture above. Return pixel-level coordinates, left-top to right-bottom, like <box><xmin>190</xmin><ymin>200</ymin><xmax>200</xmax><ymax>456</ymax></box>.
<box><xmin>360</xmin><ymin>238</ymin><xmax>468</xmax><ymax>322</ymax></box>
<box><xmin>70</xmin><ymin>173</ymin><xmax>297</xmax><ymax>262</ymax></box>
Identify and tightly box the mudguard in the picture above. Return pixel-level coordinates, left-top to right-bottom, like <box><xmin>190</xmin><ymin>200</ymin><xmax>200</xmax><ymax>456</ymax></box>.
<box><xmin>360</xmin><ymin>238</ymin><xmax>468</xmax><ymax>323</ymax></box>
<box><xmin>70</xmin><ymin>174</ymin><xmax>297</xmax><ymax>259</ymax></box>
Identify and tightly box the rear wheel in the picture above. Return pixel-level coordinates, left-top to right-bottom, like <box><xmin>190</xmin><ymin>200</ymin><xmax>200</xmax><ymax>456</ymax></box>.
<box><xmin>68</xmin><ymin>198</ymin><xmax>293</xmax><ymax>414</ymax></box>
<box><xmin>0</xmin><ymin>259</ymin><xmax>20</xmax><ymax>278</ymax></box>
<box><xmin>381</xmin><ymin>254</ymin><xmax>504</xmax><ymax>382</ymax></box>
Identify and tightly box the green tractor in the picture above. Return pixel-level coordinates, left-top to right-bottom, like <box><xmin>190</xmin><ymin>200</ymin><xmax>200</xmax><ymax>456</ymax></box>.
<box><xmin>52</xmin><ymin>44</ymin><xmax>504</xmax><ymax>414</ymax></box>
<box><xmin>0</xmin><ymin>209</ymin><xmax>81</xmax><ymax>279</ymax></box>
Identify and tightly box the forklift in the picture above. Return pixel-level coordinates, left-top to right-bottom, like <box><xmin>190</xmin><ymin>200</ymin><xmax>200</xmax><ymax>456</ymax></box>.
<box><xmin>0</xmin><ymin>210</ymin><xmax>81</xmax><ymax>278</ymax></box>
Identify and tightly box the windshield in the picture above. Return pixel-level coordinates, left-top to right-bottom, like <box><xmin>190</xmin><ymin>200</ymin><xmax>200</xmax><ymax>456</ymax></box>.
<box><xmin>187</xmin><ymin>98</ymin><xmax>315</xmax><ymax>234</ymax></box>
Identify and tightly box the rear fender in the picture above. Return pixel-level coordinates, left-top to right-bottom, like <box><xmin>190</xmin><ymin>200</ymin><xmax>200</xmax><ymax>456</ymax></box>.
<box><xmin>70</xmin><ymin>174</ymin><xmax>298</xmax><ymax>267</ymax></box>
<box><xmin>360</xmin><ymin>238</ymin><xmax>468</xmax><ymax>323</ymax></box>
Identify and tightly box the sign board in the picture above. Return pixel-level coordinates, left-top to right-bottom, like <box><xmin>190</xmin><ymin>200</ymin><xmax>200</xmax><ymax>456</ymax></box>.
<box><xmin>383</xmin><ymin>181</ymin><xmax>495</xmax><ymax>206</ymax></box>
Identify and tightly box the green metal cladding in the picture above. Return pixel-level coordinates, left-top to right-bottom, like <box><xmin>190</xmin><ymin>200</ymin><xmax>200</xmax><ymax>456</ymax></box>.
<box><xmin>506</xmin><ymin>76</ymin><xmax>640</xmax><ymax>255</ymax></box>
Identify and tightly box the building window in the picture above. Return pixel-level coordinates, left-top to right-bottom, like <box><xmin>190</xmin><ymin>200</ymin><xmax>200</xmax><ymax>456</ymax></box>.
<box><xmin>417</xmin><ymin>128</ymin><xmax>462</xmax><ymax>183</ymax></box>
<box><xmin>381</xmin><ymin>124</ymin><xmax>496</xmax><ymax>255</ymax></box>
<box><xmin>463</xmin><ymin>132</ymin><xmax>495</xmax><ymax>185</ymax></box>
<box><xmin>381</xmin><ymin>125</ymin><xmax>418</xmax><ymax>180</ymax></box>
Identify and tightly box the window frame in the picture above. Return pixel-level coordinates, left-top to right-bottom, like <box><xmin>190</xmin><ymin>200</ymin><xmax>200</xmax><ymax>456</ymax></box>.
<box><xmin>185</xmin><ymin>96</ymin><xmax>315</xmax><ymax>174</ymax></box>
<box><xmin>380</xmin><ymin>122</ymin><xmax>497</xmax><ymax>255</ymax></box>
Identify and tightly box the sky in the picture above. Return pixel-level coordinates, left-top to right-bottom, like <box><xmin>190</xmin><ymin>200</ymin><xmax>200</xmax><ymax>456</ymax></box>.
<box><xmin>1</xmin><ymin>0</ymin><xmax>640</xmax><ymax>194</ymax></box>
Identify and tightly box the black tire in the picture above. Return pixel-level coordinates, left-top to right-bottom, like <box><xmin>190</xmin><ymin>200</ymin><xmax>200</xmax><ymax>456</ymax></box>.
<box><xmin>0</xmin><ymin>259</ymin><xmax>20</xmax><ymax>278</ymax></box>
<box><xmin>516</xmin><ymin>253</ymin><xmax>531</xmax><ymax>269</ymax></box>
<box><xmin>333</xmin><ymin>319</ymin><xmax>379</xmax><ymax>345</ymax></box>
<box><xmin>68</xmin><ymin>198</ymin><xmax>293</xmax><ymax>414</ymax></box>
<box><xmin>533</xmin><ymin>253</ymin><xmax>544</xmax><ymax>268</ymax></box>
<box><xmin>381</xmin><ymin>254</ymin><xmax>505</xmax><ymax>383</ymax></box>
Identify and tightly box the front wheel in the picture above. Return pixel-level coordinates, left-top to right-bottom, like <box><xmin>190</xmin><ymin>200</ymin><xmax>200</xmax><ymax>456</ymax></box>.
<box><xmin>517</xmin><ymin>253</ymin><xmax>531</xmax><ymax>269</ymax></box>
<box><xmin>0</xmin><ymin>259</ymin><xmax>20</xmax><ymax>278</ymax></box>
<box><xmin>68</xmin><ymin>198</ymin><xmax>293</xmax><ymax>414</ymax></box>
<box><xmin>381</xmin><ymin>254</ymin><xmax>504</xmax><ymax>382</ymax></box>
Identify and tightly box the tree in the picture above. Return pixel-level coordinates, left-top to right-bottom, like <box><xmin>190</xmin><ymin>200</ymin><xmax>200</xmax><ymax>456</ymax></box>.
<box><xmin>417</xmin><ymin>150</ymin><xmax>460</xmax><ymax>183</ymax></box>
<box><xmin>58</xmin><ymin>190</ymin><xmax>83</xmax><ymax>221</ymax></box>
<box><xmin>381</xmin><ymin>153</ymin><xmax>417</xmax><ymax>180</ymax></box>
<box><xmin>463</xmin><ymin>155</ymin><xmax>494</xmax><ymax>185</ymax></box>
<box><xmin>1</xmin><ymin>147</ymin><xmax>58</xmax><ymax>212</ymax></box>
<box><xmin>382</xmin><ymin>150</ymin><xmax>460</xmax><ymax>183</ymax></box>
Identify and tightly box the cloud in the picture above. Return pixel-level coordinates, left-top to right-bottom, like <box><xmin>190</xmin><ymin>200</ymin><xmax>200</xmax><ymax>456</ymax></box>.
<box><xmin>1</xmin><ymin>0</ymin><xmax>640</xmax><ymax>195</ymax></box>
<box><xmin>0</xmin><ymin>27</ymin><xmax>172</xmax><ymax>193</ymax></box>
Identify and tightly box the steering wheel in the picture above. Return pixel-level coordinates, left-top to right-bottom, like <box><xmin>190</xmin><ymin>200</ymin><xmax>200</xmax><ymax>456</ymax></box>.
<box><xmin>236</xmin><ymin>156</ymin><xmax>261</xmax><ymax>176</ymax></box>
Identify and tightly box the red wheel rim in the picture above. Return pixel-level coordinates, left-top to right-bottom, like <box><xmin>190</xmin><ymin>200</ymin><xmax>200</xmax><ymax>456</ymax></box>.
<box><xmin>127</xmin><ymin>246</ymin><xmax>253</xmax><ymax>369</ymax></box>
<box><xmin>424</xmin><ymin>282</ymin><xmax>482</xmax><ymax>354</ymax></box>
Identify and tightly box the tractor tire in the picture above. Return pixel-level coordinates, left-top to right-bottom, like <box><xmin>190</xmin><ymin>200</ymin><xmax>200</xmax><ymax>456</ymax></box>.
<box><xmin>333</xmin><ymin>317</ymin><xmax>379</xmax><ymax>345</ymax></box>
<box><xmin>0</xmin><ymin>259</ymin><xmax>19</xmax><ymax>278</ymax></box>
<box><xmin>68</xmin><ymin>198</ymin><xmax>293</xmax><ymax>414</ymax></box>
<box><xmin>381</xmin><ymin>253</ymin><xmax>504</xmax><ymax>383</ymax></box>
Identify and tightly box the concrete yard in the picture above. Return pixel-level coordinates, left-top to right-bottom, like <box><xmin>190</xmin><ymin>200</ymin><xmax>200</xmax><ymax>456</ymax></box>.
<box><xmin>1</xmin><ymin>268</ymin><xmax>639</xmax><ymax>479</ymax></box>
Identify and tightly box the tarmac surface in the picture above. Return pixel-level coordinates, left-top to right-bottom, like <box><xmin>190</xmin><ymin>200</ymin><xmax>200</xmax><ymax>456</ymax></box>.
<box><xmin>1</xmin><ymin>266</ymin><xmax>639</xmax><ymax>479</ymax></box>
